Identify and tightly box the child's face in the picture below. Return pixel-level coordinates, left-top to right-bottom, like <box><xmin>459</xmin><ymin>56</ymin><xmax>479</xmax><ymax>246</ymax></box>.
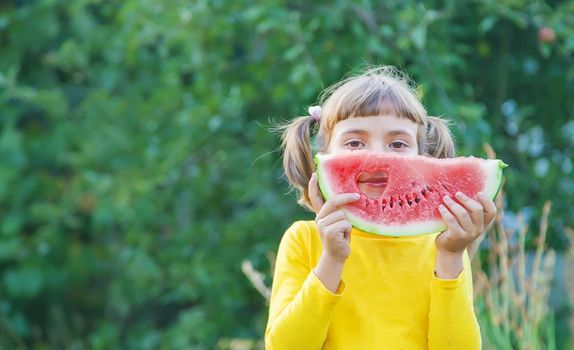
<box><xmin>327</xmin><ymin>115</ymin><xmax>419</xmax><ymax>199</ymax></box>
<box><xmin>327</xmin><ymin>115</ymin><xmax>419</xmax><ymax>155</ymax></box>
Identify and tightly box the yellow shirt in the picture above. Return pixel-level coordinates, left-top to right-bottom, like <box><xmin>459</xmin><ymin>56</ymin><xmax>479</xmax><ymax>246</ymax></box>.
<box><xmin>265</xmin><ymin>220</ymin><xmax>481</xmax><ymax>350</ymax></box>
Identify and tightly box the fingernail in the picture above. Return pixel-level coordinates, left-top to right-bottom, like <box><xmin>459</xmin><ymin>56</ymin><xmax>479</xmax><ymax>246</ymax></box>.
<box><xmin>353</xmin><ymin>193</ymin><xmax>360</xmax><ymax>199</ymax></box>
<box><xmin>455</xmin><ymin>192</ymin><xmax>464</xmax><ymax>199</ymax></box>
<box><xmin>439</xmin><ymin>205</ymin><xmax>446</xmax><ymax>211</ymax></box>
<box><xmin>443</xmin><ymin>196</ymin><xmax>452</xmax><ymax>203</ymax></box>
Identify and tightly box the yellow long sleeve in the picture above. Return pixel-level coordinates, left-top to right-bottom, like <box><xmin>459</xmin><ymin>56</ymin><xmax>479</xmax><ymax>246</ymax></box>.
<box><xmin>265</xmin><ymin>221</ymin><xmax>481</xmax><ymax>349</ymax></box>
<box><xmin>428</xmin><ymin>249</ymin><xmax>481</xmax><ymax>349</ymax></box>
<box><xmin>265</xmin><ymin>222</ymin><xmax>345</xmax><ymax>349</ymax></box>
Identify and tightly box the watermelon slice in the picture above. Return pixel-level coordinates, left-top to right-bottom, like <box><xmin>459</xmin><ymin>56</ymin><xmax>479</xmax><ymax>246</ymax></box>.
<box><xmin>315</xmin><ymin>152</ymin><xmax>507</xmax><ymax>237</ymax></box>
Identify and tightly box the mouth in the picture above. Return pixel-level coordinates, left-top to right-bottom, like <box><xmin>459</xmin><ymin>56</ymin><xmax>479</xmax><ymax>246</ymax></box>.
<box><xmin>357</xmin><ymin>171</ymin><xmax>388</xmax><ymax>188</ymax></box>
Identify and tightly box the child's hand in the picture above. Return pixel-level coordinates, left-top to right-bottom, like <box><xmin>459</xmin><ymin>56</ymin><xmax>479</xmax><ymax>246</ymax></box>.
<box><xmin>434</xmin><ymin>191</ymin><xmax>497</xmax><ymax>279</ymax></box>
<box><xmin>436</xmin><ymin>192</ymin><xmax>497</xmax><ymax>254</ymax></box>
<box><xmin>308</xmin><ymin>173</ymin><xmax>359</xmax><ymax>262</ymax></box>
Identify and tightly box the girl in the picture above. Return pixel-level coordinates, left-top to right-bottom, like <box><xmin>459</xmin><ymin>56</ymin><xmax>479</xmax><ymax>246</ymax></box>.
<box><xmin>265</xmin><ymin>66</ymin><xmax>496</xmax><ymax>349</ymax></box>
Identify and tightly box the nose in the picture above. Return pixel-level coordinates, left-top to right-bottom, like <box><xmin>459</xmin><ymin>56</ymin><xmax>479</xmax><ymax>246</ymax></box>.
<box><xmin>368</xmin><ymin>140</ymin><xmax>388</xmax><ymax>154</ymax></box>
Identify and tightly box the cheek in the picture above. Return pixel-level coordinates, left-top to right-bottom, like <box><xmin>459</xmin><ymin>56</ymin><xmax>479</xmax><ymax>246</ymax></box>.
<box><xmin>325</xmin><ymin>135</ymin><xmax>346</xmax><ymax>154</ymax></box>
<box><xmin>325</xmin><ymin>139</ymin><xmax>336</xmax><ymax>153</ymax></box>
<box><xmin>327</xmin><ymin>144</ymin><xmax>350</xmax><ymax>155</ymax></box>
<box><xmin>409</xmin><ymin>141</ymin><xmax>420</xmax><ymax>155</ymax></box>
<box><xmin>317</xmin><ymin>134</ymin><xmax>332</xmax><ymax>153</ymax></box>
<box><xmin>326</xmin><ymin>141</ymin><xmax>343</xmax><ymax>154</ymax></box>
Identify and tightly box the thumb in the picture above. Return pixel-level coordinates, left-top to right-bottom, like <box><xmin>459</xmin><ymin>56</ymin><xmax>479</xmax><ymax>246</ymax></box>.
<box><xmin>308</xmin><ymin>173</ymin><xmax>325</xmax><ymax>213</ymax></box>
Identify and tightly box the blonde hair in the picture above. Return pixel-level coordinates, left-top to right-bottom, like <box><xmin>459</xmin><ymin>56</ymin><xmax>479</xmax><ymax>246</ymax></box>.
<box><xmin>278</xmin><ymin>66</ymin><xmax>455</xmax><ymax>210</ymax></box>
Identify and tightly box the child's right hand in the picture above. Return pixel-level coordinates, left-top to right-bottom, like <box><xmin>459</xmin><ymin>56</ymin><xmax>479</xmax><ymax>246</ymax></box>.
<box><xmin>308</xmin><ymin>173</ymin><xmax>360</xmax><ymax>262</ymax></box>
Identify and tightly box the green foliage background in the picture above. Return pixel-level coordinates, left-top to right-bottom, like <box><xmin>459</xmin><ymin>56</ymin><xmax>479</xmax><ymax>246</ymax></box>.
<box><xmin>0</xmin><ymin>0</ymin><xmax>572</xmax><ymax>348</ymax></box>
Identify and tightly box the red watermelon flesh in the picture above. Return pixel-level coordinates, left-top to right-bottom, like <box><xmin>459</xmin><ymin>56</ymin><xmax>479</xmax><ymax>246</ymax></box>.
<box><xmin>315</xmin><ymin>152</ymin><xmax>507</xmax><ymax>236</ymax></box>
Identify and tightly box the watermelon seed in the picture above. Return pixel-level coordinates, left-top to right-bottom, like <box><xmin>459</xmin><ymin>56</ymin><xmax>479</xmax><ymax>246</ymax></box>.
<box><xmin>381</xmin><ymin>199</ymin><xmax>387</xmax><ymax>211</ymax></box>
<box><xmin>421</xmin><ymin>188</ymin><xmax>431</xmax><ymax>198</ymax></box>
<box><xmin>413</xmin><ymin>192</ymin><xmax>421</xmax><ymax>203</ymax></box>
<box><xmin>405</xmin><ymin>194</ymin><xmax>412</xmax><ymax>206</ymax></box>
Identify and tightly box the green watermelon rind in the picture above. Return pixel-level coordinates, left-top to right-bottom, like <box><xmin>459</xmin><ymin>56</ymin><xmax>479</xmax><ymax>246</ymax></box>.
<box><xmin>314</xmin><ymin>154</ymin><xmax>507</xmax><ymax>237</ymax></box>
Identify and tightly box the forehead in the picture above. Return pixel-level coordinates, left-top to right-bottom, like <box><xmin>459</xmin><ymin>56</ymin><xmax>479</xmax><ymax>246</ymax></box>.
<box><xmin>332</xmin><ymin>115</ymin><xmax>419</xmax><ymax>138</ymax></box>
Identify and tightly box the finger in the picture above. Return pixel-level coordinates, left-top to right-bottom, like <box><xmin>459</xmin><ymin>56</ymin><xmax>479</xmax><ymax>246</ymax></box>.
<box><xmin>329</xmin><ymin>218</ymin><xmax>355</xmax><ymax>244</ymax></box>
<box><xmin>442</xmin><ymin>195</ymin><xmax>473</xmax><ymax>233</ymax></box>
<box><xmin>308</xmin><ymin>173</ymin><xmax>325</xmax><ymax>214</ymax></box>
<box><xmin>477</xmin><ymin>192</ymin><xmax>497</xmax><ymax>215</ymax></box>
<box><xmin>476</xmin><ymin>192</ymin><xmax>498</xmax><ymax>226</ymax></box>
<box><xmin>454</xmin><ymin>192</ymin><xmax>484</xmax><ymax>231</ymax></box>
<box><xmin>325</xmin><ymin>220</ymin><xmax>353</xmax><ymax>239</ymax></box>
<box><xmin>317</xmin><ymin>193</ymin><xmax>360</xmax><ymax>220</ymax></box>
<box><xmin>343</xmin><ymin>221</ymin><xmax>353</xmax><ymax>244</ymax></box>
<box><xmin>316</xmin><ymin>210</ymin><xmax>347</xmax><ymax>228</ymax></box>
<box><xmin>438</xmin><ymin>204</ymin><xmax>464</xmax><ymax>234</ymax></box>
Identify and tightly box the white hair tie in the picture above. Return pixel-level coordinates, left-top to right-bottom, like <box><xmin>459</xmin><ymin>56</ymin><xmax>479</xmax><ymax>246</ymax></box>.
<box><xmin>308</xmin><ymin>106</ymin><xmax>322</xmax><ymax>122</ymax></box>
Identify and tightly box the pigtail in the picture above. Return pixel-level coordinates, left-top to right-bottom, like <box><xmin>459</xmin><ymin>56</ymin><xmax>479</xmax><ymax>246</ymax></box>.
<box><xmin>425</xmin><ymin>116</ymin><xmax>455</xmax><ymax>158</ymax></box>
<box><xmin>277</xmin><ymin>115</ymin><xmax>318</xmax><ymax>210</ymax></box>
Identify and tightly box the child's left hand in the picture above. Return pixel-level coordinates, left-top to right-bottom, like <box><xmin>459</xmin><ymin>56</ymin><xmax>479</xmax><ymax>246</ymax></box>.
<box><xmin>434</xmin><ymin>191</ymin><xmax>497</xmax><ymax>278</ymax></box>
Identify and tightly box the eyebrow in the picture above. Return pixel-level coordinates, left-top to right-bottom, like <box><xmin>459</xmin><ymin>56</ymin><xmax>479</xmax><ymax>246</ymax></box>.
<box><xmin>340</xmin><ymin>129</ymin><xmax>369</xmax><ymax>136</ymax></box>
<box><xmin>386</xmin><ymin>129</ymin><xmax>415</xmax><ymax>138</ymax></box>
<box><xmin>340</xmin><ymin>129</ymin><xmax>415</xmax><ymax>138</ymax></box>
